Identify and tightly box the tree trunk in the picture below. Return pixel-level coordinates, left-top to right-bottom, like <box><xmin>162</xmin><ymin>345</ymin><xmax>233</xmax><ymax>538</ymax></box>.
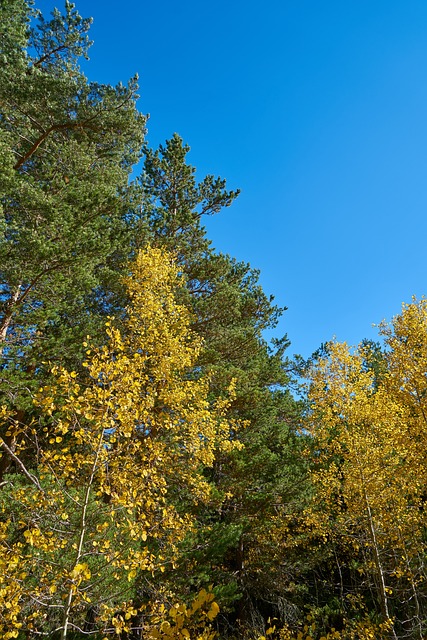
<box><xmin>0</xmin><ymin>284</ymin><xmax>21</xmax><ymax>346</ymax></box>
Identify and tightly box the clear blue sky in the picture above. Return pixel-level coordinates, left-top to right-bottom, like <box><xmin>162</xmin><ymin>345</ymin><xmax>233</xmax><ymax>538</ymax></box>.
<box><xmin>38</xmin><ymin>1</ymin><xmax>427</xmax><ymax>358</ymax></box>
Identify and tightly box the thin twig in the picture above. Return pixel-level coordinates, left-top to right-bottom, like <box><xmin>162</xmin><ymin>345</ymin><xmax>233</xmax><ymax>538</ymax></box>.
<box><xmin>0</xmin><ymin>438</ymin><xmax>43</xmax><ymax>491</ymax></box>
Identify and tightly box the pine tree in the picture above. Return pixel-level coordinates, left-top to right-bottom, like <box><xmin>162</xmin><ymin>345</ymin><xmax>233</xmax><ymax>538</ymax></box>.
<box><xmin>139</xmin><ymin>135</ymin><xmax>307</xmax><ymax>633</ymax></box>
<box><xmin>0</xmin><ymin>0</ymin><xmax>145</xmax><ymax>375</ymax></box>
<box><xmin>0</xmin><ymin>0</ymin><xmax>145</xmax><ymax>479</ymax></box>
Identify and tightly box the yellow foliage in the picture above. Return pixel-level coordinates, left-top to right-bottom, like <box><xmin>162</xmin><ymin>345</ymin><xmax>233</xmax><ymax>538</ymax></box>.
<box><xmin>304</xmin><ymin>298</ymin><xmax>427</xmax><ymax>635</ymax></box>
<box><xmin>261</xmin><ymin>615</ymin><xmax>393</xmax><ymax>640</ymax></box>
<box><xmin>0</xmin><ymin>247</ymin><xmax>239</xmax><ymax>638</ymax></box>
<box><xmin>146</xmin><ymin>587</ymin><xmax>219</xmax><ymax>639</ymax></box>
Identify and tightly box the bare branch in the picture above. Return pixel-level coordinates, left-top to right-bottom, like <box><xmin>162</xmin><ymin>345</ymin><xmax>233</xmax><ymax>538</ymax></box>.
<box><xmin>0</xmin><ymin>438</ymin><xmax>43</xmax><ymax>492</ymax></box>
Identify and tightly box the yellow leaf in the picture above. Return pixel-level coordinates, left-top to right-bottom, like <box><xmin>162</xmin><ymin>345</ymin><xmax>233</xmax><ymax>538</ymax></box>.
<box><xmin>207</xmin><ymin>601</ymin><xmax>220</xmax><ymax>621</ymax></box>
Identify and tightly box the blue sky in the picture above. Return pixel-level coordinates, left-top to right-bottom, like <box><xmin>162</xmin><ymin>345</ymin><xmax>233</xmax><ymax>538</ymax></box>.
<box><xmin>38</xmin><ymin>1</ymin><xmax>427</xmax><ymax>358</ymax></box>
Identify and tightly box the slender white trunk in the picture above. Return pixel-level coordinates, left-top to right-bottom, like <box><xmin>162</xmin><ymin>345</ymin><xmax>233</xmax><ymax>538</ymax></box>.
<box><xmin>60</xmin><ymin>427</ymin><xmax>105</xmax><ymax>640</ymax></box>
<box><xmin>397</xmin><ymin>530</ymin><xmax>423</xmax><ymax>640</ymax></box>
<box><xmin>357</xmin><ymin>461</ymin><xmax>397</xmax><ymax>640</ymax></box>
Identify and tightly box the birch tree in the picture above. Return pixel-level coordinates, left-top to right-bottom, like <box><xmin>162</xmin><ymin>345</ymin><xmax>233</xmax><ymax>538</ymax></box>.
<box><xmin>305</xmin><ymin>329</ymin><xmax>427</xmax><ymax>639</ymax></box>
<box><xmin>0</xmin><ymin>247</ymin><xmax>237</xmax><ymax>638</ymax></box>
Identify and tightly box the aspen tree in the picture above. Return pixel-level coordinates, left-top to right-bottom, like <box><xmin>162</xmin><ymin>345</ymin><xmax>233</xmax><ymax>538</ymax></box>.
<box><xmin>0</xmin><ymin>247</ymin><xmax>237</xmax><ymax>638</ymax></box>
<box><xmin>305</xmin><ymin>301</ymin><xmax>427</xmax><ymax>640</ymax></box>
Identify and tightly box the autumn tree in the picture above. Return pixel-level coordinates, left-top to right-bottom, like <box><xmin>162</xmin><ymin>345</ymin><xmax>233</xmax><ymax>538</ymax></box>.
<box><xmin>0</xmin><ymin>246</ymin><xmax>237</xmax><ymax>638</ymax></box>
<box><xmin>304</xmin><ymin>301</ymin><xmax>427</xmax><ymax>639</ymax></box>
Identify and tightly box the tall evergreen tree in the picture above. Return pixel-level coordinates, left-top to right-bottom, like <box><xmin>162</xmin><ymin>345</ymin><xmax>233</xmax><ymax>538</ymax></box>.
<box><xmin>139</xmin><ymin>135</ymin><xmax>307</xmax><ymax>635</ymax></box>
<box><xmin>0</xmin><ymin>0</ymin><xmax>145</xmax><ymax>478</ymax></box>
<box><xmin>0</xmin><ymin>0</ymin><xmax>145</xmax><ymax>370</ymax></box>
